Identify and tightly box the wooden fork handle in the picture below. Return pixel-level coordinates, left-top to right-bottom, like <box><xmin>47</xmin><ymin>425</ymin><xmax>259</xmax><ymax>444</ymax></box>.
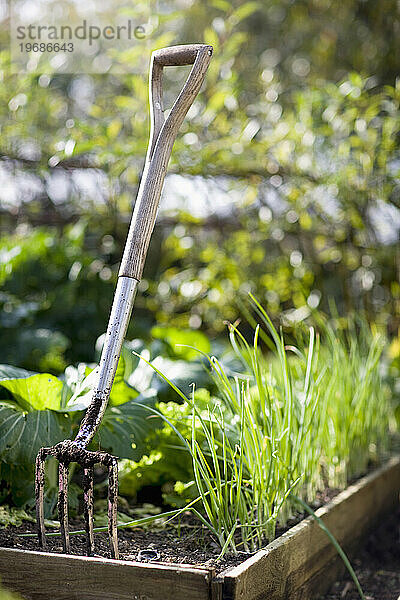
<box><xmin>153</xmin><ymin>43</ymin><xmax>212</xmax><ymax>66</ymax></box>
<box><xmin>119</xmin><ymin>44</ymin><xmax>213</xmax><ymax>281</ymax></box>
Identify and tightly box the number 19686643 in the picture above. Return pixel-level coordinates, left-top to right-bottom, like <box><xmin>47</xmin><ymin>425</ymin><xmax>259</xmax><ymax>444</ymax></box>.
<box><xmin>19</xmin><ymin>43</ymin><xmax>74</xmax><ymax>52</ymax></box>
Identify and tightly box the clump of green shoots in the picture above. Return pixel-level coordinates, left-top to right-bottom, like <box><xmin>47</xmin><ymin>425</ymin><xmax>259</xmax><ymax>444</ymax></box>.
<box><xmin>182</xmin><ymin>299</ymin><xmax>323</xmax><ymax>552</ymax></box>
<box><xmin>316</xmin><ymin>317</ymin><xmax>389</xmax><ymax>488</ymax></box>
<box><xmin>134</xmin><ymin>297</ymin><xmax>389</xmax><ymax>557</ymax></box>
<box><xmin>151</xmin><ymin>297</ymin><xmax>390</xmax><ymax>555</ymax></box>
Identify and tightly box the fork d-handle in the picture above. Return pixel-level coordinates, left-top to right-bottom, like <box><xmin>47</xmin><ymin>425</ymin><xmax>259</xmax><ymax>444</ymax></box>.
<box><xmin>74</xmin><ymin>44</ymin><xmax>213</xmax><ymax>448</ymax></box>
<box><xmin>119</xmin><ymin>44</ymin><xmax>213</xmax><ymax>280</ymax></box>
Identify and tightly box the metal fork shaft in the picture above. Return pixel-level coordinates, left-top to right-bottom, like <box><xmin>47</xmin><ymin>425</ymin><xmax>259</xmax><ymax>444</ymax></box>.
<box><xmin>75</xmin><ymin>276</ymin><xmax>138</xmax><ymax>448</ymax></box>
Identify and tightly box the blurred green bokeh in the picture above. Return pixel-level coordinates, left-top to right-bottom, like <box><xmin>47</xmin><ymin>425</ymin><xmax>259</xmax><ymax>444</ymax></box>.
<box><xmin>0</xmin><ymin>0</ymin><xmax>399</xmax><ymax>371</ymax></box>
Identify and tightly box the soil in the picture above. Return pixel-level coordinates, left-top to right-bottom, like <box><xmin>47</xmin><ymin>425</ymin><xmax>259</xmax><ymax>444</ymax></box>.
<box><xmin>321</xmin><ymin>508</ymin><xmax>400</xmax><ymax>600</ymax></box>
<box><xmin>0</xmin><ymin>515</ymin><xmax>246</xmax><ymax>573</ymax></box>
<box><xmin>0</xmin><ymin>488</ymin><xmax>339</xmax><ymax>575</ymax></box>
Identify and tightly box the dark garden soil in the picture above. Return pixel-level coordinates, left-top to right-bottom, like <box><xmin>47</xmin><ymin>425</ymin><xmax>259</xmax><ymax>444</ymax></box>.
<box><xmin>0</xmin><ymin>514</ymin><xmax>245</xmax><ymax>573</ymax></box>
<box><xmin>0</xmin><ymin>488</ymin><xmax>340</xmax><ymax>575</ymax></box>
<box><xmin>321</xmin><ymin>508</ymin><xmax>400</xmax><ymax>600</ymax></box>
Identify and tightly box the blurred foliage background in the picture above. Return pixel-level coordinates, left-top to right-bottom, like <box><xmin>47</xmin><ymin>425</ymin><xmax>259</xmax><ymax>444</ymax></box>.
<box><xmin>0</xmin><ymin>0</ymin><xmax>399</xmax><ymax>373</ymax></box>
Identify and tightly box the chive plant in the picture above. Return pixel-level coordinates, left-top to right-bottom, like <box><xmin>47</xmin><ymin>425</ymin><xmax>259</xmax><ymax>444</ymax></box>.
<box><xmin>316</xmin><ymin>318</ymin><xmax>388</xmax><ymax>488</ymax></box>
<box><xmin>135</xmin><ymin>299</ymin><xmax>390</xmax><ymax>555</ymax></box>
<box><xmin>187</xmin><ymin>301</ymin><xmax>324</xmax><ymax>551</ymax></box>
<box><xmin>197</xmin><ymin>326</ymin><xmax>320</xmax><ymax>549</ymax></box>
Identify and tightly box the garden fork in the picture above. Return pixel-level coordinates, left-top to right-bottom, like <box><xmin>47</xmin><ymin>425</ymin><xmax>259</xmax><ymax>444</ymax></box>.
<box><xmin>35</xmin><ymin>44</ymin><xmax>213</xmax><ymax>559</ymax></box>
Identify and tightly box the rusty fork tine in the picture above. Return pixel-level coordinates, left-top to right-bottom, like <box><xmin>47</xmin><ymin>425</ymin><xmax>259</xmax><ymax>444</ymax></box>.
<box><xmin>83</xmin><ymin>467</ymin><xmax>94</xmax><ymax>555</ymax></box>
<box><xmin>35</xmin><ymin>451</ymin><xmax>47</xmax><ymax>549</ymax></box>
<box><xmin>58</xmin><ymin>462</ymin><xmax>70</xmax><ymax>554</ymax></box>
<box><xmin>108</xmin><ymin>458</ymin><xmax>119</xmax><ymax>559</ymax></box>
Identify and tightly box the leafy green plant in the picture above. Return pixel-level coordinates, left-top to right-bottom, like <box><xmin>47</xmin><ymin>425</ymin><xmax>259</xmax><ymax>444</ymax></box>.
<box><xmin>166</xmin><ymin>317</ymin><xmax>322</xmax><ymax>552</ymax></box>
<box><xmin>118</xmin><ymin>400</ymin><xmax>198</xmax><ymax>503</ymax></box>
<box><xmin>0</xmin><ymin>359</ymin><xmax>154</xmax><ymax>510</ymax></box>
<box><xmin>0</xmin><ymin>327</ymin><xmax>210</xmax><ymax>510</ymax></box>
<box><xmin>13</xmin><ymin>304</ymin><xmax>389</xmax><ymax>600</ymax></box>
<box><xmin>1</xmin><ymin>4</ymin><xmax>399</xmax><ymax>366</ymax></box>
<box><xmin>0</xmin><ymin>225</ymin><xmax>116</xmax><ymax>373</ymax></box>
<box><xmin>0</xmin><ymin>365</ymin><xmax>73</xmax><ymax>472</ymax></box>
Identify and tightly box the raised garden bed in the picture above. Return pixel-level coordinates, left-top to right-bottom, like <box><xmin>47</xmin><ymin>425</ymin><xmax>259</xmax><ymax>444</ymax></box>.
<box><xmin>0</xmin><ymin>456</ymin><xmax>399</xmax><ymax>600</ymax></box>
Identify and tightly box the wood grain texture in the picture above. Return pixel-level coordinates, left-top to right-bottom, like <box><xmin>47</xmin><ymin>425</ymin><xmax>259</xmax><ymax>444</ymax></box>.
<box><xmin>119</xmin><ymin>44</ymin><xmax>212</xmax><ymax>281</ymax></box>
<box><xmin>217</xmin><ymin>456</ymin><xmax>400</xmax><ymax>600</ymax></box>
<box><xmin>0</xmin><ymin>550</ymin><xmax>213</xmax><ymax>600</ymax></box>
<box><xmin>153</xmin><ymin>44</ymin><xmax>208</xmax><ymax>67</ymax></box>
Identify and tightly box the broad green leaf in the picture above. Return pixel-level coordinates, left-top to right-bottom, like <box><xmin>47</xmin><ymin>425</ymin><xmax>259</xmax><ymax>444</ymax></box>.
<box><xmin>151</xmin><ymin>357</ymin><xmax>209</xmax><ymax>402</ymax></box>
<box><xmin>95</xmin><ymin>391</ymin><xmax>159</xmax><ymax>461</ymax></box>
<box><xmin>59</xmin><ymin>363</ymin><xmax>86</xmax><ymax>410</ymax></box>
<box><xmin>63</xmin><ymin>367</ymin><xmax>98</xmax><ymax>412</ymax></box>
<box><xmin>151</xmin><ymin>327</ymin><xmax>211</xmax><ymax>361</ymax></box>
<box><xmin>63</xmin><ymin>356</ymin><xmax>139</xmax><ymax>410</ymax></box>
<box><xmin>109</xmin><ymin>356</ymin><xmax>139</xmax><ymax>406</ymax></box>
<box><xmin>0</xmin><ymin>401</ymin><xmax>70</xmax><ymax>464</ymax></box>
<box><xmin>0</xmin><ymin>374</ymin><xmax>63</xmax><ymax>411</ymax></box>
<box><xmin>0</xmin><ymin>461</ymin><xmax>38</xmax><ymax>507</ymax></box>
<box><xmin>0</xmin><ymin>364</ymin><xmax>34</xmax><ymax>380</ymax></box>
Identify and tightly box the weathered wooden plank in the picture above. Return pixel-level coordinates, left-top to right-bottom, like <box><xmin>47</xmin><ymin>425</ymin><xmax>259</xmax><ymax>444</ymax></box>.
<box><xmin>218</xmin><ymin>457</ymin><xmax>400</xmax><ymax>600</ymax></box>
<box><xmin>0</xmin><ymin>549</ymin><xmax>213</xmax><ymax>600</ymax></box>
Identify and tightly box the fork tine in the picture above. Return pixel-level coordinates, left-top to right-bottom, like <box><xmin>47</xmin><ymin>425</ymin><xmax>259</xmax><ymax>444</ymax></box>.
<box><xmin>58</xmin><ymin>461</ymin><xmax>70</xmax><ymax>553</ymax></box>
<box><xmin>83</xmin><ymin>466</ymin><xmax>94</xmax><ymax>555</ymax></box>
<box><xmin>108</xmin><ymin>458</ymin><xmax>119</xmax><ymax>559</ymax></box>
<box><xmin>35</xmin><ymin>451</ymin><xmax>46</xmax><ymax>549</ymax></box>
